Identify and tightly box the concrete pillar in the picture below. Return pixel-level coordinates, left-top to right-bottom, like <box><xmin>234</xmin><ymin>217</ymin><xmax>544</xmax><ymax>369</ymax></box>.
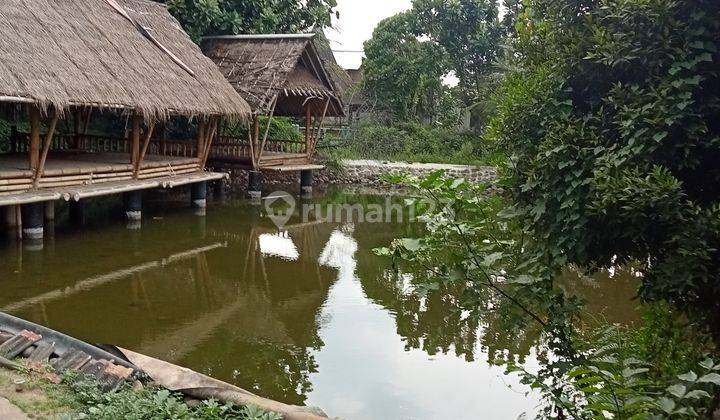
<box><xmin>44</xmin><ymin>201</ymin><xmax>55</xmax><ymax>222</ymax></box>
<box><xmin>69</xmin><ymin>201</ymin><xmax>86</xmax><ymax>227</ymax></box>
<box><xmin>247</xmin><ymin>171</ymin><xmax>263</xmax><ymax>199</ymax></box>
<box><xmin>123</xmin><ymin>191</ymin><xmax>142</xmax><ymax>221</ymax></box>
<box><xmin>191</xmin><ymin>181</ymin><xmax>208</xmax><ymax>209</ymax></box>
<box><xmin>300</xmin><ymin>169</ymin><xmax>314</xmax><ymax>196</ymax></box>
<box><xmin>21</xmin><ymin>203</ymin><xmax>44</xmax><ymax>240</ymax></box>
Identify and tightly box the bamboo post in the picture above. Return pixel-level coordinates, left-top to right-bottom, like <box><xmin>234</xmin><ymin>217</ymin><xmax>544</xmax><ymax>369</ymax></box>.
<box><xmin>305</xmin><ymin>106</ymin><xmax>312</xmax><ymax>155</ymax></box>
<box><xmin>250</xmin><ymin>115</ymin><xmax>259</xmax><ymax>169</ymax></box>
<box><xmin>33</xmin><ymin>112</ymin><xmax>59</xmax><ymax>188</ymax></box>
<box><xmin>309</xmin><ymin>98</ymin><xmax>331</xmax><ymax>157</ymax></box>
<box><xmin>200</xmin><ymin>118</ymin><xmax>218</xmax><ymax>170</ymax></box>
<box><xmin>256</xmin><ymin>95</ymin><xmax>279</xmax><ymax>166</ymax></box>
<box><xmin>130</xmin><ymin>115</ymin><xmax>141</xmax><ymax>178</ymax></box>
<box><xmin>29</xmin><ymin>107</ymin><xmax>41</xmax><ymax>171</ymax></box>
<box><xmin>197</xmin><ymin>119</ymin><xmax>206</xmax><ymax>163</ymax></box>
<box><xmin>134</xmin><ymin>121</ymin><xmax>156</xmax><ymax>178</ymax></box>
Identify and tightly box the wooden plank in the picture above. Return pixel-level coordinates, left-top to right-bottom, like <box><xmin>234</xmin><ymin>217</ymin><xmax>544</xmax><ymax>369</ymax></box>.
<box><xmin>53</xmin><ymin>350</ymin><xmax>91</xmax><ymax>371</ymax></box>
<box><xmin>28</xmin><ymin>341</ymin><xmax>55</xmax><ymax>364</ymax></box>
<box><xmin>0</xmin><ymin>330</ymin><xmax>41</xmax><ymax>359</ymax></box>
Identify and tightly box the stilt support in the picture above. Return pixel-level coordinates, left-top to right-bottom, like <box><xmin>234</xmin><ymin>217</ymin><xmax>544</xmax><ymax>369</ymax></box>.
<box><xmin>123</xmin><ymin>191</ymin><xmax>142</xmax><ymax>221</ymax></box>
<box><xmin>247</xmin><ymin>171</ymin><xmax>263</xmax><ymax>199</ymax></box>
<box><xmin>21</xmin><ymin>203</ymin><xmax>44</xmax><ymax>240</ymax></box>
<box><xmin>300</xmin><ymin>169</ymin><xmax>314</xmax><ymax>195</ymax></box>
<box><xmin>44</xmin><ymin>201</ymin><xmax>55</xmax><ymax>222</ymax></box>
<box><xmin>191</xmin><ymin>181</ymin><xmax>208</xmax><ymax>209</ymax></box>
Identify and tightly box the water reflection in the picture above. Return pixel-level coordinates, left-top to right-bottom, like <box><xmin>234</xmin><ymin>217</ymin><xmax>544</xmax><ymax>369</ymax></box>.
<box><xmin>0</xmin><ymin>190</ymin><xmax>640</xmax><ymax>419</ymax></box>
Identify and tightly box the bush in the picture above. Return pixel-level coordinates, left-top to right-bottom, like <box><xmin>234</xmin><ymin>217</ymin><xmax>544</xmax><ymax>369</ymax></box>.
<box><xmin>61</xmin><ymin>375</ymin><xmax>281</xmax><ymax>420</ymax></box>
<box><xmin>224</xmin><ymin>117</ymin><xmax>302</xmax><ymax>142</ymax></box>
<box><xmin>487</xmin><ymin>0</ymin><xmax>720</xmax><ymax>322</ymax></box>
<box><xmin>339</xmin><ymin>121</ymin><xmax>487</xmax><ymax>165</ymax></box>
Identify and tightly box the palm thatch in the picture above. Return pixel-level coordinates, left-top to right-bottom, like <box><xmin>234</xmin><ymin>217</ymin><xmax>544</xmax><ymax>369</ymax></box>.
<box><xmin>0</xmin><ymin>0</ymin><xmax>251</xmax><ymax>120</ymax></box>
<box><xmin>310</xmin><ymin>28</ymin><xmax>354</xmax><ymax>99</ymax></box>
<box><xmin>200</xmin><ymin>34</ymin><xmax>344</xmax><ymax>117</ymax></box>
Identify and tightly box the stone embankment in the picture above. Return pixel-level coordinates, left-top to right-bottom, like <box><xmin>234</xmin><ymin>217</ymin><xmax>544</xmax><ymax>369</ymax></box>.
<box><xmin>215</xmin><ymin>160</ymin><xmax>497</xmax><ymax>192</ymax></box>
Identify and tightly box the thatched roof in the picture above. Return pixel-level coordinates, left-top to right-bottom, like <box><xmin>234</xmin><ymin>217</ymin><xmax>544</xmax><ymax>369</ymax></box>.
<box><xmin>200</xmin><ymin>34</ymin><xmax>344</xmax><ymax>117</ymax></box>
<box><xmin>310</xmin><ymin>28</ymin><xmax>354</xmax><ymax>99</ymax></box>
<box><xmin>0</xmin><ymin>0</ymin><xmax>251</xmax><ymax>120</ymax></box>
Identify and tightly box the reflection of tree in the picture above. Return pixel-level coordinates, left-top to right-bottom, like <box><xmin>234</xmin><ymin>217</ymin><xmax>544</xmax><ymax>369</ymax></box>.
<box><xmin>351</xmin><ymin>213</ymin><xmax>542</xmax><ymax>363</ymax></box>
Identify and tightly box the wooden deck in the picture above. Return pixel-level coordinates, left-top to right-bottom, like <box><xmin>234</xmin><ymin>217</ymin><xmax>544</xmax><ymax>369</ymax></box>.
<box><xmin>0</xmin><ymin>152</ymin><xmax>225</xmax><ymax>206</ymax></box>
<box><xmin>0</xmin><ymin>152</ymin><xmax>200</xmax><ymax>189</ymax></box>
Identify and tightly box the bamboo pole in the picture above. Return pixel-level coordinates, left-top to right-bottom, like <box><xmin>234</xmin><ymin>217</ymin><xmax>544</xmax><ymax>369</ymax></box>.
<box><xmin>200</xmin><ymin>118</ymin><xmax>218</xmax><ymax>170</ymax></box>
<box><xmin>309</xmin><ymin>98</ymin><xmax>331</xmax><ymax>157</ymax></box>
<box><xmin>196</xmin><ymin>119</ymin><xmax>207</xmax><ymax>163</ymax></box>
<box><xmin>256</xmin><ymin>95</ymin><xmax>279</xmax><ymax>165</ymax></box>
<box><xmin>130</xmin><ymin>115</ymin><xmax>141</xmax><ymax>178</ymax></box>
<box><xmin>305</xmin><ymin>106</ymin><xmax>312</xmax><ymax>155</ymax></box>
<box><xmin>250</xmin><ymin>115</ymin><xmax>259</xmax><ymax>169</ymax></box>
<box><xmin>135</xmin><ymin>121</ymin><xmax>157</xmax><ymax>178</ymax></box>
<box><xmin>29</xmin><ymin>107</ymin><xmax>40</xmax><ymax>171</ymax></box>
<box><xmin>33</xmin><ymin>112</ymin><xmax>60</xmax><ymax>188</ymax></box>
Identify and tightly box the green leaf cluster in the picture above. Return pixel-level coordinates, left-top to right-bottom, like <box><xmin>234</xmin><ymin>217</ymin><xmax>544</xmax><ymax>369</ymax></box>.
<box><xmin>487</xmin><ymin>0</ymin><xmax>720</xmax><ymax>319</ymax></box>
<box><xmin>160</xmin><ymin>0</ymin><xmax>338</xmax><ymax>41</ymax></box>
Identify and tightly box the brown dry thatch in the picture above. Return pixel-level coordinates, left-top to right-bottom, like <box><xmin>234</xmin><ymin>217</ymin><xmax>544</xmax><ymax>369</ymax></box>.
<box><xmin>311</xmin><ymin>28</ymin><xmax>354</xmax><ymax>99</ymax></box>
<box><xmin>0</xmin><ymin>0</ymin><xmax>251</xmax><ymax>120</ymax></box>
<box><xmin>200</xmin><ymin>34</ymin><xmax>344</xmax><ymax>117</ymax></box>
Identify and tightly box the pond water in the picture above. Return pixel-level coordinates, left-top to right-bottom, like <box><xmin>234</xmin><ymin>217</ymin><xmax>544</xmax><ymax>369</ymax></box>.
<box><xmin>0</xmin><ymin>188</ymin><xmax>640</xmax><ymax>419</ymax></box>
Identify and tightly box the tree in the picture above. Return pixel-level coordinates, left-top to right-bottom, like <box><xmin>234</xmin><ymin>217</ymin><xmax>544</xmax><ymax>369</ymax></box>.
<box><xmin>362</xmin><ymin>13</ymin><xmax>449</xmax><ymax>121</ymax></box>
<box><xmin>161</xmin><ymin>0</ymin><xmax>338</xmax><ymax>41</ymax></box>
<box><xmin>488</xmin><ymin>0</ymin><xmax>720</xmax><ymax>324</ymax></box>
<box><xmin>411</xmin><ymin>0</ymin><xmax>503</xmax><ymax>102</ymax></box>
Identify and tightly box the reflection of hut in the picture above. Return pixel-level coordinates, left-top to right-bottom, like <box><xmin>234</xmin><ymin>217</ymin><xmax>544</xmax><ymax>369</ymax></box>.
<box><xmin>0</xmin><ymin>0</ymin><xmax>251</xmax><ymax>239</ymax></box>
<box><xmin>200</xmin><ymin>34</ymin><xmax>344</xmax><ymax>194</ymax></box>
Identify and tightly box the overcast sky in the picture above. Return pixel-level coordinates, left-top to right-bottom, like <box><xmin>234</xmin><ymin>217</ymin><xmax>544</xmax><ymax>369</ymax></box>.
<box><xmin>326</xmin><ymin>0</ymin><xmax>412</xmax><ymax>70</ymax></box>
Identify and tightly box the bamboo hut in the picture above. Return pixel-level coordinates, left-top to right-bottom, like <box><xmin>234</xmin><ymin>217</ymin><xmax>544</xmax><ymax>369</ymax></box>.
<box><xmin>0</xmin><ymin>0</ymin><xmax>251</xmax><ymax>238</ymax></box>
<box><xmin>200</xmin><ymin>34</ymin><xmax>344</xmax><ymax>173</ymax></box>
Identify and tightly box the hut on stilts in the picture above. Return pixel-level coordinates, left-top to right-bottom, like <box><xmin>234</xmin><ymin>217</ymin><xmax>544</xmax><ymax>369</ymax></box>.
<box><xmin>200</xmin><ymin>34</ymin><xmax>345</xmax><ymax>196</ymax></box>
<box><xmin>0</xmin><ymin>0</ymin><xmax>251</xmax><ymax>240</ymax></box>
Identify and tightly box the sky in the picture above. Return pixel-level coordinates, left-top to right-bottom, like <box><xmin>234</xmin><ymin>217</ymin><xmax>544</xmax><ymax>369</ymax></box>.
<box><xmin>326</xmin><ymin>0</ymin><xmax>413</xmax><ymax>70</ymax></box>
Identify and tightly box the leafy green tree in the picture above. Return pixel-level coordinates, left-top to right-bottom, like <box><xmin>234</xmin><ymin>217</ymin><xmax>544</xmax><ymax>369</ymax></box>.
<box><xmin>500</xmin><ymin>0</ymin><xmax>524</xmax><ymax>35</ymax></box>
<box><xmin>362</xmin><ymin>13</ymin><xmax>449</xmax><ymax>121</ymax></box>
<box><xmin>411</xmin><ymin>0</ymin><xmax>503</xmax><ymax>102</ymax></box>
<box><xmin>488</xmin><ymin>0</ymin><xmax>720</xmax><ymax>322</ymax></box>
<box><xmin>161</xmin><ymin>0</ymin><xmax>338</xmax><ymax>41</ymax></box>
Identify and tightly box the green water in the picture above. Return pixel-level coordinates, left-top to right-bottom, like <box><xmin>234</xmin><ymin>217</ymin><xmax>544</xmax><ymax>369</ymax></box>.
<box><xmin>0</xmin><ymin>188</ymin><xmax>640</xmax><ymax>419</ymax></box>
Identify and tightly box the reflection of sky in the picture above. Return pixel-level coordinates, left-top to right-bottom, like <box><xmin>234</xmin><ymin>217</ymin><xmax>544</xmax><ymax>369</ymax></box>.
<box><xmin>308</xmin><ymin>227</ymin><xmax>540</xmax><ymax>419</ymax></box>
<box><xmin>259</xmin><ymin>232</ymin><xmax>299</xmax><ymax>261</ymax></box>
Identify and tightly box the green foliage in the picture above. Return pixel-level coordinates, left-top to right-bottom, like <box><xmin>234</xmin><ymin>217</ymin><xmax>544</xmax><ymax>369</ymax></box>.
<box><xmin>411</xmin><ymin>0</ymin><xmax>503</xmax><ymax>101</ymax></box>
<box><xmin>61</xmin><ymin>374</ymin><xmax>281</xmax><ymax>420</ymax></box>
<box><xmin>224</xmin><ymin>117</ymin><xmax>302</xmax><ymax>142</ymax></box>
<box><xmin>161</xmin><ymin>0</ymin><xmax>337</xmax><ymax>41</ymax></box>
<box><xmin>362</xmin><ymin>13</ymin><xmax>449</xmax><ymax>121</ymax></box>
<box><xmin>338</xmin><ymin>121</ymin><xmax>487</xmax><ymax>165</ymax></box>
<box><xmin>503</xmin><ymin>325</ymin><xmax>719</xmax><ymax>419</ymax></box>
<box><xmin>487</xmin><ymin>0</ymin><xmax>720</xmax><ymax>320</ymax></box>
<box><xmin>377</xmin><ymin>172</ymin><xmax>718</xmax><ymax>418</ymax></box>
